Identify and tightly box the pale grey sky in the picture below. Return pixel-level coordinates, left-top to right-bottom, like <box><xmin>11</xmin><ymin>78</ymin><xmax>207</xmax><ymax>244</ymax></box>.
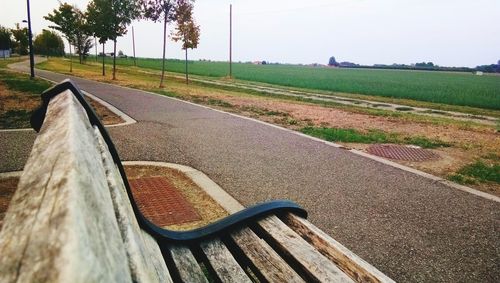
<box><xmin>1</xmin><ymin>0</ymin><xmax>499</xmax><ymax>67</ymax></box>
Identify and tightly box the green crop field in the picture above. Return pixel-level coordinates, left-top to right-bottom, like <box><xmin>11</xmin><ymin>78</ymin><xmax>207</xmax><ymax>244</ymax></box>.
<box><xmin>98</xmin><ymin>56</ymin><xmax>500</xmax><ymax>110</ymax></box>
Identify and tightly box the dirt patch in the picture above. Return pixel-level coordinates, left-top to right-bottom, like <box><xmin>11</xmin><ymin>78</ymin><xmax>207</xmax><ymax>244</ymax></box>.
<box><xmin>85</xmin><ymin>95</ymin><xmax>125</xmax><ymax>125</ymax></box>
<box><xmin>0</xmin><ymin>83</ymin><xmax>40</xmax><ymax>110</ymax></box>
<box><xmin>125</xmin><ymin>165</ymin><xmax>229</xmax><ymax>230</ymax></box>
<box><xmin>0</xmin><ymin>80</ymin><xmax>124</xmax><ymax>128</ymax></box>
<box><xmin>0</xmin><ymin>83</ymin><xmax>40</xmax><ymax>128</ymax></box>
<box><xmin>0</xmin><ymin>177</ymin><xmax>19</xmax><ymax>230</ymax></box>
<box><xmin>169</xmin><ymin>88</ymin><xmax>500</xmax><ymax>195</ymax></box>
<box><xmin>178</xmin><ymin>89</ymin><xmax>498</xmax><ymax>152</ymax></box>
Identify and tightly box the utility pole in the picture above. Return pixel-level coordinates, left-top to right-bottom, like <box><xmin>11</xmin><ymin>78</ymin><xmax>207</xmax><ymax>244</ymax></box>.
<box><xmin>132</xmin><ymin>26</ymin><xmax>136</xmax><ymax>66</ymax></box>
<box><xmin>112</xmin><ymin>0</ymin><xmax>117</xmax><ymax>80</ymax></box>
<box><xmin>95</xmin><ymin>37</ymin><xmax>98</xmax><ymax>62</ymax></box>
<box><xmin>102</xmin><ymin>43</ymin><xmax>105</xmax><ymax>76</ymax></box>
<box><xmin>229</xmin><ymin>4</ymin><xmax>232</xmax><ymax>78</ymax></box>
<box><xmin>26</xmin><ymin>0</ymin><xmax>35</xmax><ymax>78</ymax></box>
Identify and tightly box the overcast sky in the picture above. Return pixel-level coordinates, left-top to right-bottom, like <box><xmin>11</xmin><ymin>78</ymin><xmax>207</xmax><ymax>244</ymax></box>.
<box><xmin>1</xmin><ymin>0</ymin><xmax>499</xmax><ymax>67</ymax></box>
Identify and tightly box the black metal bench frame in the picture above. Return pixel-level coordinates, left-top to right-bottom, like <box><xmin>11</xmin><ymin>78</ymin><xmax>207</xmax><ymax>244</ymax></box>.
<box><xmin>31</xmin><ymin>80</ymin><xmax>307</xmax><ymax>244</ymax></box>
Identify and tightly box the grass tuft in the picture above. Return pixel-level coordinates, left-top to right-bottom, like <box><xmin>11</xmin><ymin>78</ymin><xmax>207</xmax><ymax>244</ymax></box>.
<box><xmin>206</xmin><ymin>98</ymin><xmax>233</xmax><ymax>107</ymax></box>
<box><xmin>395</xmin><ymin>107</ymin><xmax>414</xmax><ymax>111</ymax></box>
<box><xmin>449</xmin><ymin>161</ymin><xmax>500</xmax><ymax>184</ymax></box>
<box><xmin>300</xmin><ymin>127</ymin><xmax>450</xmax><ymax>148</ymax></box>
<box><xmin>0</xmin><ymin>110</ymin><xmax>32</xmax><ymax>128</ymax></box>
<box><xmin>0</xmin><ymin>70</ymin><xmax>52</xmax><ymax>94</ymax></box>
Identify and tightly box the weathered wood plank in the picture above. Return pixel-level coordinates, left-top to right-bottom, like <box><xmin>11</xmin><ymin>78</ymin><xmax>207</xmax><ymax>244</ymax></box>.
<box><xmin>0</xmin><ymin>91</ymin><xmax>132</xmax><ymax>283</ymax></box>
<box><xmin>200</xmin><ymin>238</ymin><xmax>252</xmax><ymax>283</ymax></box>
<box><xmin>282</xmin><ymin>213</ymin><xmax>395</xmax><ymax>283</ymax></box>
<box><xmin>95</xmin><ymin>128</ymin><xmax>173</xmax><ymax>283</ymax></box>
<box><xmin>141</xmin><ymin>230</ymin><xmax>174</xmax><ymax>283</ymax></box>
<box><xmin>231</xmin><ymin>227</ymin><xmax>305</xmax><ymax>283</ymax></box>
<box><xmin>168</xmin><ymin>245</ymin><xmax>209</xmax><ymax>283</ymax></box>
<box><xmin>258</xmin><ymin>215</ymin><xmax>355</xmax><ymax>282</ymax></box>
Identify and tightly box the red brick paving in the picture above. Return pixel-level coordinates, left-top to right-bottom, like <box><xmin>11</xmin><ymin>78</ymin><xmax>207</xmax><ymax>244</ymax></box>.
<box><xmin>128</xmin><ymin>177</ymin><xmax>201</xmax><ymax>226</ymax></box>
<box><xmin>367</xmin><ymin>144</ymin><xmax>440</xmax><ymax>162</ymax></box>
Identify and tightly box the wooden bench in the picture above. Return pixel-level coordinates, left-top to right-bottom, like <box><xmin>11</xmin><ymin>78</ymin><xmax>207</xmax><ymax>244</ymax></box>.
<box><xmin>0</xmin><ymin>80</ymin><xmax>394</xmax><ymax>283</ymax></box>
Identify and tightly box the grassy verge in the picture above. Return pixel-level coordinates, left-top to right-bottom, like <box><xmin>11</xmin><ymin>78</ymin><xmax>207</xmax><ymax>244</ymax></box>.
<box><xmin>0</xmin><ymin>69</ymin><xmax>52</xmax><ymax>94</ymax></box>
<box><xmin>0</xmin><ymin>69</ymin><xmax>52</xmax><ymax>129</ymax></box>
<box><xmin>130</xmin><ymin>67</ymin><xmax>500</xmax><ymax>123</ymax></box>
<box><xmin>37</xmin><ymin>58</ymin><xmax>494</xmax><ymax>132</ymax></box>
<box><xmin>300</xmin><ymin>127</ymin><xmax>451</xmax><ymax>149</ymax></box>
<box><xmin>235</xmin><ymin>79</ymin><xmax>500</xmax><ymax>119</ymax></box>
<box><xmin>0</xmin><ymin>57</ymin><xmax>24</xmax><ymax>68</ymax></box>
<box><xmin>189</xmin><ymin>76</ymin><xmax>492</xmax><ymax>131</ymax></box>
<box><xmin>91</xmin><ymin>56</ymin><xmax>500</xmax><ymax>111</ymax></box>
<box><xmin>449</xmin><ymin>160</ymin><xmax>500</xmax><ymax>185</ymax></box>
<box><xmin>1</xmin><ymin>60</ymin><xmax>122</xmax><ymax>128</ymax></box>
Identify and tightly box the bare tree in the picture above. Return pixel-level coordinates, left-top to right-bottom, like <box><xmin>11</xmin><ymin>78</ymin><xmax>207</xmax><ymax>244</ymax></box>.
<box><xmin>171</xmin><ymin>0</ymin><xmax>199</xmax><ymax>84</ymax></box>
<box><xmin>87</xmin><ymin>0</ymin><xmax>114</xmax><ymax>75</ymax></box>
<box><xmin>45</xmin><ymin>3</ymin><xmax>79</xmax><ymax>72</ymax></box>
<box><xmin>142</xmin><ymin>0</ymin><xmax>194</xmax><ymax>87</ymax></box>
<box><xmin>87</xmin><ymin>0</ymin><xmax>140</xmax><ymax>79</ymax></box>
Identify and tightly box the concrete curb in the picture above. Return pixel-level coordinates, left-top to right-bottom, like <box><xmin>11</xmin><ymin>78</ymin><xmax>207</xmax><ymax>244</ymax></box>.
<box><xmin>0</xmin><ymin>128</ymin><xmax>34</xmax><ymax>133</ymax></box>
<box><xmin>123</xmin><ymin>161</ymin><xmax>244</xmax><ymax>213</ymax></box>
<box><xmin>82</xmin><ymin>91</ymin><xmax>136</xmax><ymax>127</ymax></box>
<box><xmin>26</xmin><ymin>68</ymin><xmax>499</xmax><ymax>204</ymax></box>
<box><xmin>351</xmin><ymin>150</ymin><xmax>500</xmax><ymax>203</ymax></box>
<box><xmin>0</xmin><ymin>171</ymin><xmax>23</xmax><ymax>179</ymax></box>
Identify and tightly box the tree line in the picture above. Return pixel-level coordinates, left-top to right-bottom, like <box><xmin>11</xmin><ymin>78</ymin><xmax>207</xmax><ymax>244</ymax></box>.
<box><xmin>0</xmin><ymin>24</ymin><xmax>65</xmax><ymax>59</ymax></box>
<box><xmin>328</xmin><ymin>56</ymin><xmax>500</xmax><ymax>73</ymax></box>
<box><xmin>0</xmin><ymin>0</ymin><xmax>200</xmax><ymax>86</ymax></box>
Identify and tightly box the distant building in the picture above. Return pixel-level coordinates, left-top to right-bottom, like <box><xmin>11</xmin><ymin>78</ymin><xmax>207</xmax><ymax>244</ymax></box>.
<box><xmin>339</xmin><ymin>61</ymin><xmax>359</xmax><ymax>67</ymax></box>
<box><xmin>0</xmin><ymin>49</ymin><xmax>11</xmax><ymax>58</ymax></box>
<box><xmin>98</xmin><ymin>52</ymin><xmax>115</xmax><ymax>57</ymax></box>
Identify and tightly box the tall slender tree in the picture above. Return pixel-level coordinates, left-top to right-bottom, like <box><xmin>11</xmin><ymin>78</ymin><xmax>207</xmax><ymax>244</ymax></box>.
<box><xmin>72</xmin><ymin>9</ymin><xmax>93</xmax><ymax>64</ymax></box>
<box><xmin>110</xmin><ymin>0</ymin><xmax>141</xmax><ymax>80</ymax></box>
<box><xmin>142</xmin><ymin>0</ymin><xmax>194</xmax><ymax>87</ymax></box>
<box><xmin>171</xmin><ymin>0</ymin><xmax>199</xmax><ymax>84</ymax></box>
<box><xmin>86</xmin><ymin>0</ymin><xmax>114</xmax><ymax>75</ymax></box>
<box><xmin>44</xmin><ymin>3</ymin><xmax>78</xmax><ymax>72</ymax></box>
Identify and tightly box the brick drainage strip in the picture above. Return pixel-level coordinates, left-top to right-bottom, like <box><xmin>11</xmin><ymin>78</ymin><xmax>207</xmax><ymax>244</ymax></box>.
<box><xmin>129</xmin><ymin>176</ymin><xmax>202</xmax><ymax>227</ymax></box>
<box><xmin>366</xmin><ymin>144</ymin><xmax>440</xmax><ymax>162</ymax></box>
<box><xmin>0</xmin><ymin>163</ymin><xmax>244</xmax><ymax>230</ymax></box>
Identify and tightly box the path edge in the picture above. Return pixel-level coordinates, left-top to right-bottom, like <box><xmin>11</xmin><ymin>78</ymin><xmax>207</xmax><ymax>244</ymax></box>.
<box><xmin>123</xmin><ymin>161</ymin><xmax>244</xmax><ymax>213</ymax></box>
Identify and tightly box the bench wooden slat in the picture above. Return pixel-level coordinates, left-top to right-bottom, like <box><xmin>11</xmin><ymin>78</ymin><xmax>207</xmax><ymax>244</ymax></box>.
<box><xmin>231</xmin><ymin>227</ymin><xmax>305</xmax><ymax>282</ymax></box>
<box><xmin>141</xmin><ymin>230</ymin><xmax>175</xmax><ymax>283</ymax></box>
<box><xmin>95</xmin><ymin>128</ymin><xmax>173</xmax><ymax>283</ymax></box>
<box><xmin>283</xmin><ymin>213</ymin><xmax>395</xmax><ymax>283</ymax></box>
<box><xmin>200</xmin><ymin>238</ymin><xmax>253</xmax><ymax>283</ymax></box>
<box><xmin>258</xmin><ymin>215</ymin><xmax>355</xmax><ymax>282</ymax></box>
<box><xmin>168</xmin><ymin>245</ymin><xmax>209</xmax><ymax>283</ymax></box>
<box><xmin>0</xmin><ymin>91</ymin><xmax>132</xmax><ymax>283</ymax></box>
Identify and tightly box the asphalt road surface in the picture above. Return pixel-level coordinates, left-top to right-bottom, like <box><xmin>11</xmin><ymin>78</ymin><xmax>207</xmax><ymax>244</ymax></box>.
<box><xmin>1</xmin><ymin>65</ymin><xmax>499</xmax><ymax>282</ymax></box>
